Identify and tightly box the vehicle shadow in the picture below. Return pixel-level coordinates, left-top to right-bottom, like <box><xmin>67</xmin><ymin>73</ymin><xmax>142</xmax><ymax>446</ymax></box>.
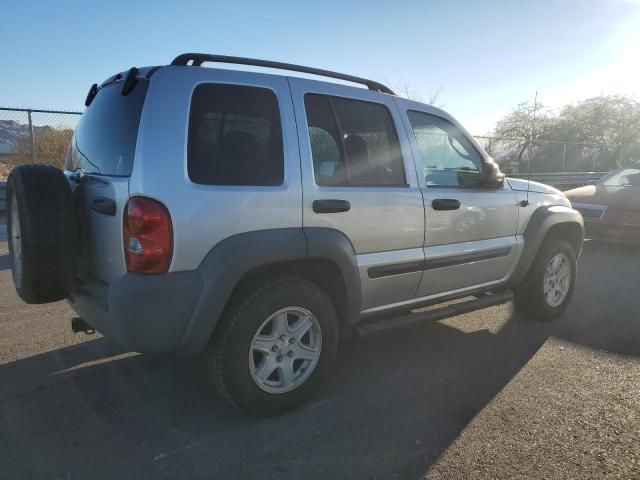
<box><xmin>0</xmin><ymin>312</ymin><xmax>551</xmax><ymax>480</ymax></box>
<box><xmin>0</xmin><ymin>253</ymin><xmax>10</xmax><ymax>271</ymax></box>
<box><xmin>1</xmin><ymin>242</ymin><xmax>639</xmax><ymax>479</ymax></box>
<box><xmin>0</xmin><ymin>216</ymin><xmax>6</xmax><ymax>243</ymax></box>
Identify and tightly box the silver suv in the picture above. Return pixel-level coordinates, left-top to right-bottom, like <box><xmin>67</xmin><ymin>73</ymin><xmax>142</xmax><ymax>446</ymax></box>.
<box><xmin>6</xmin><ymin>53</ymin><xmax>584</xmax><ymax>415</ymax></box>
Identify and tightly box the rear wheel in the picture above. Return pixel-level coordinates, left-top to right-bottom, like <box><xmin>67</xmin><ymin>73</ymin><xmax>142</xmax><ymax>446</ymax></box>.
<box><xmin>6</xmin><ymin>164</ymin><xmax>79</xmax><ymax>304</ymax></box>
<box><xmin>514</xmin><ymin>239</ymin><xmax>577</xmax><ymax>321</ymax></box>
<box><xmin>207</xmin><ymin>276</ymin><xmax>338</xmax><ymax>416</ymax></box>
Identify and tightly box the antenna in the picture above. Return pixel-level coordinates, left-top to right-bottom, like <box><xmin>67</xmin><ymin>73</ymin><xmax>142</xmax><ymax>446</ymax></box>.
<box><xmin>522</xmin><ymin>91</ymin><xmax>538</xmax><ymax>207</ymax></box>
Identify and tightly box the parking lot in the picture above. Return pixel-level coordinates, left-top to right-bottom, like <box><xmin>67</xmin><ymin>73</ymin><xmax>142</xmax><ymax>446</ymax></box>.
<box><xmin>0</xmin><ymin>239</ymin><xmax>639</xmax><ymax>479</ymax></box>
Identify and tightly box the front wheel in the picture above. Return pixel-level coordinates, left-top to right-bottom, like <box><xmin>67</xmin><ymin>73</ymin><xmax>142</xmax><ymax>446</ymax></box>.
<box><xmin>207</xmin><ymin>276</ymin><xmax>338</xmax><ymax>416</ymax></box>
<box><xmin>514</xmin><ymin>239</ymin><xmax>577</xmax><ymax>321</ymax></box>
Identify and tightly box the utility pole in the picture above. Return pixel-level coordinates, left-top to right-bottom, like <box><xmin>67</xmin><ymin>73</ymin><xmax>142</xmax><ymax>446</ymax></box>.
<box><xmin>532</xmin><ymin>91</ymin><xmax>538</xmax><ymax>139</ymax></box>
<box><xmin>522</xmin><ymin>91</ymin><xmax>538</xmax><ymax>207</ymax></box>
<box><xmin>530</xmin><ymin>91</ymin><xmax>538</xmax><ymax>174</ymax></box>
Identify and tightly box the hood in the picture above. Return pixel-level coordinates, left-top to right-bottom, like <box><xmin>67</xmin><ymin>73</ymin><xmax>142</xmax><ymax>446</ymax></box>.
<box><xmin>565</xmin><ymin>184</ymin><xmax>640</xmax><ymax>209</ymax></box>
<box><xmin>506</xmin><ymin>178</ymin><xmax>564</xmax><ymax>196</ymax></box>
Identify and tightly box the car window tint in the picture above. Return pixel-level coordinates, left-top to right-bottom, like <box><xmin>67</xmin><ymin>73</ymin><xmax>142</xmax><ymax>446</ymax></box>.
<box><xmin>188</xmin><ymin>84</ymin><xmax>284</xmax><ymax>186</ymax></box>
<box><xmin>304</xmin><ymin>95</ymin><xmax>347</xmax><ymax>186</ymax></box>
<box><xmin>304</xmin><ymin>94</ymin><xmax>406</xmax><ymax>187</ymax></box>
<box><xmin>69</xmin><ymin>80</ymin><xmax>149</xmax><ymax>176</ymax></box>
<box><xmin>407</xmin><ymin>110</ymin><xmax>482</xmax><ymax>187</ymax></box>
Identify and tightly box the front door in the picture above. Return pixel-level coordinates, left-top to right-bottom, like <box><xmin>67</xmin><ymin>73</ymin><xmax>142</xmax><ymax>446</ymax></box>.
<box><xmin>289</xmin><ymin>78</ymin><xmax>425</xmax><ymax>310</ymax></box>
<box><xmin>398</xmin><ymin>103</ymin><xmax>520</xmax><ymax>297</ymax></box>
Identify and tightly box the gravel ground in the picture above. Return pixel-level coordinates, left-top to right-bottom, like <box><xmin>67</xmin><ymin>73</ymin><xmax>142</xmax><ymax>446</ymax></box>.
<box><xmin>0</xmin><ymin>240</ymin><xmax>639</xmax><ymax>479</ymax></box>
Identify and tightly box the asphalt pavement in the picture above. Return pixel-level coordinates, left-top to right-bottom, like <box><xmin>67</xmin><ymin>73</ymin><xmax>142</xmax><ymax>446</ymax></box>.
<box><xmin>0</xmin><ymin>240</ymin><xmax>638</xmax><ymax>479</ymax></box>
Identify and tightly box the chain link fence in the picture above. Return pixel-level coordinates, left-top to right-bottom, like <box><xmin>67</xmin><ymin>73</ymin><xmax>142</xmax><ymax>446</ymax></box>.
<box><xmin>475</xmin><ymin>136</ymin><xmax>640</xmax><ymax>174</ymax></box>
<box><xmin>2</xmin><ymin>106</ymin><xmax>639</xmax><ymax>182</ymax></box>
<box><xmin>0</xmin><ymin>107</ymin><xmax>82</xmax><ymax>181</ymax></box>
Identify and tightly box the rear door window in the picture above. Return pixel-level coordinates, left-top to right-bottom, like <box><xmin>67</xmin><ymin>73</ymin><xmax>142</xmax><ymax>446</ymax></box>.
<box><xmin>67</xmin><ymin>80</ymin><xmax>149</xmax><ymax>176</ymax></box>
<box><xmin>188</xmin><ymin>84</ymin><xmax>284</xmax><ymax>186</ymax></box>
<box><xmin>304</xmin><ymin>94</ymin><xmax>406</xmax><ymax>187</ymax></box>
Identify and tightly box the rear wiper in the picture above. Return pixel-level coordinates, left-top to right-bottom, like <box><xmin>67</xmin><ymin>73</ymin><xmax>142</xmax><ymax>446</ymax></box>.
<box><xmin>69</xmin><ymin>169</ymin><xmax>85</xmax><ymax>184</ymax></box>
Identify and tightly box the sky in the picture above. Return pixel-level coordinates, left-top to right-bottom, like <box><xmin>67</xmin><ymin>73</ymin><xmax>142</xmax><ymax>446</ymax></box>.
<box><xmin>2</xmin><ymin>0</ymin><xmax>639</xmax><ymax>134</ymax></box>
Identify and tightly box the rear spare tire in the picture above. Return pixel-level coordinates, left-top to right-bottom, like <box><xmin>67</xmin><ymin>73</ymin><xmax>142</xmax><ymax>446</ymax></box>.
<box><xmin>6</xmin><ymin>164</ymin><xmax>79</xmax><ymax>304</ymax></box>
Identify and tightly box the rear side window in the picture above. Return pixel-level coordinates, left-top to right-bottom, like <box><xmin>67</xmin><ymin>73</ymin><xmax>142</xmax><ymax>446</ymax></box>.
<box><xmin>304</xmin><ymin>94</ymin><xmax>406</xmax><ymax>187</ymax></box>
<box><xmin>188</xmin><ymin>84</ymin><xmax>284</xmax><ymax>186</ymax></box>
<box><xmin>67</xmin><ymin>80</ymin><xmax>148</xmax><ymax>176</ymax></box>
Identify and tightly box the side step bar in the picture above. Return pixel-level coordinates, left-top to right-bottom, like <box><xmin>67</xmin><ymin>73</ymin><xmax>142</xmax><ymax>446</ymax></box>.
<box><xmin>356</xmin><ymin>289</ymin><xmax>513</xmax><ymax>336</ymax></box>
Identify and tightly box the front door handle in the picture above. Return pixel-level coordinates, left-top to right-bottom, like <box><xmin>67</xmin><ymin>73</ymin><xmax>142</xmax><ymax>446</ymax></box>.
<box><xmin>432</xmin><ymin>198</ymin><xmax>461</xmax><ymax>211</ymax></box>
<box><xmin>313</xmin><ymin>199</ymin><xmax>351</xmax><ymax>213</ymax></box>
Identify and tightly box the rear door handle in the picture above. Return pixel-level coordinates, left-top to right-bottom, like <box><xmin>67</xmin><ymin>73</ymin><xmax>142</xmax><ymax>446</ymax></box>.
<box><xmin>313</xmin><ymin>199</ymin><xmax>351</xmax><ymax>213</ymax></box>
<box><xmin>432</xmin><ymin>199</ymin><xmax>461</xmax><ymax>211</ymax></box>
<box><xmin>90</xmin><ymin>197</ymin><xmax>116</xmax><ymax>216</ymax></box>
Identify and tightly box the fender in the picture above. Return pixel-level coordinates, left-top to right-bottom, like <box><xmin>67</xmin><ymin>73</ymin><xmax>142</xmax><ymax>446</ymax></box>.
<box><xmin>509</xmin><ymin>205</ymin><xmax>584</xmax><ymax>286</ymax></box>
<box><xmin>177</xmin><ymin>227</ymin><xmax>362</xmax><ymax>354</ymax></box>
<box><xmin>304</xmin><ymin>227</ymin><xmax>362</xmax><ymax>327</ymax></box>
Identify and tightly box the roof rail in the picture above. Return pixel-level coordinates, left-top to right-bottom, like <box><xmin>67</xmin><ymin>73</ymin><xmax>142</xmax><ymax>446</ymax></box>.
<box><xmin>170</xmin><ymin>53</ymin><xmax>395</xmax><ymax>95</ymax></box>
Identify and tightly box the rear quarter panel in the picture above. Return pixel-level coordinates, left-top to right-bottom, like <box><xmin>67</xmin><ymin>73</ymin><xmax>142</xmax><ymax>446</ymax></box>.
<box><xmin>129</xmin><ymin>66</ymin><xmax>302</xmax><ymax>272</ymax></box>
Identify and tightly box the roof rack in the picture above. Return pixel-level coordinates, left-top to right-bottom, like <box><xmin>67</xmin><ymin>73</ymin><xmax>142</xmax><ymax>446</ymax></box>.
<box><xmin>170</xmin><ymin>53</ymin><xmax>395</xmax><ymax>95</ymax></box>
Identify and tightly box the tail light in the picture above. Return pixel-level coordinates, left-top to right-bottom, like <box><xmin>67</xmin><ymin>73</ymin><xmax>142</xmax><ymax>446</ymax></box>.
<box><xmin>123</xmin><ymin>197</ymin><xmax>173</xmax><ymax>274</ymax></box>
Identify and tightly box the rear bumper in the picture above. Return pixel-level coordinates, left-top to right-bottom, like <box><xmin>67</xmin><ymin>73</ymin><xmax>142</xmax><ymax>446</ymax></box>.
<box><xmin>68</xmin><ymin>270</ymin><xmax>203</xmax><ymax>354</ymax></box>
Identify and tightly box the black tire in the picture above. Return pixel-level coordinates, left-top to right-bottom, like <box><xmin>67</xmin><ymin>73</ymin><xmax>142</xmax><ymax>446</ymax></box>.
<box><xmin>6</xmin><ymin>164</ymin><xmax>79</xmax><ymax>304</ymax></box>
<box><xmin>207</xmin><ymin>276</ymin><xmax>339</xmax><ymax>416</ymax></box>
<box><xmin>514</xmin><ymin>239</ymin><xmax>577</xmax><ymax>321</ymax></box>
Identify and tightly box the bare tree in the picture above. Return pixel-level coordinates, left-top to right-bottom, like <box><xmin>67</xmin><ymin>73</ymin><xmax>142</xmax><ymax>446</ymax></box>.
<box><xmin>494</xmin><ymin>95</ymin><xmax>640</xmax><ymax>172</ymax></box>
<box><xmin>493</xmin><ymin>101</ymin><xmax>554</xmax><ymax>172</ymax></box>
<box><xmin>554</xmin><ymin>95</ymin><xmax>640</xmax><ymax>169</ymax></box>
<box><xmin>394</xmin><ymin>80</ymin><xmax>444</xmax><ymax>107</ymax></box>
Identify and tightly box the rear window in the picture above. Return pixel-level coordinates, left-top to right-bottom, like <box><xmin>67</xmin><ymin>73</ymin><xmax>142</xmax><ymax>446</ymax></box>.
<box><xmin>66</xmin><ymin>80</ymin><xmax>148</xmax><ymax>176</ymax></box>
<box><xmin>187</xmin><ymin>84</ymin><xmax>284</xmax><ymax>186</ymax></box>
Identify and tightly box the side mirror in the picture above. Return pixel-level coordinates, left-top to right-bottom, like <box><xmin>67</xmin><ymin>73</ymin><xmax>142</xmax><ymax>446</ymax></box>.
<box><xmin>478</xmin><ymin>158</ymin><xmax>505</xmax><ymax>188</ymax></box>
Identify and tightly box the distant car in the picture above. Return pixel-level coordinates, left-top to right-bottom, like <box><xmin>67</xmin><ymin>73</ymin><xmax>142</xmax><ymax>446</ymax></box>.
<box><xmin>566</xmin><ymin>167</ymin><xmax>640</xmax><ymax>244</ymax></box>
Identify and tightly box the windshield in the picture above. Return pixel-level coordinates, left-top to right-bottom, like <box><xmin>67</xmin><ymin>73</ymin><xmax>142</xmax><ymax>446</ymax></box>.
<box><xmin>599</xmin><ymin>168</ymin><xmax>640</xmax><ymax>187</ymax></box>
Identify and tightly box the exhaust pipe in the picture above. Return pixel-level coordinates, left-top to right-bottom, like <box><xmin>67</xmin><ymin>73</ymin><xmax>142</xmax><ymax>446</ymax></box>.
<box><xmin>71</xmin><ymin>317</ymin><xmax>96</xmax><ymax>335</ymax></box>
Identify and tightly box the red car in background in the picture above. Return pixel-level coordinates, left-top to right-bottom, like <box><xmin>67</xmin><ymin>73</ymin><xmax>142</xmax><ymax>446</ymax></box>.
<box><xmin>565</xmin><ymin>167</ymin><xmax>640</xmax><ymax>244</ymax></box>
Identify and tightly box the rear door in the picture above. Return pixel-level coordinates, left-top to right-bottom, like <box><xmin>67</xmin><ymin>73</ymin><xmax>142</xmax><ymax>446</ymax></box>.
<box><xmin>289</xmin><ymin>78</ymin><xmax>425</xmax><ymax>311</ymax></box>
<box><xmin>65</xmin><ymin>75</ymin><xmax>149</xmax><ymax>283</ymax></box>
